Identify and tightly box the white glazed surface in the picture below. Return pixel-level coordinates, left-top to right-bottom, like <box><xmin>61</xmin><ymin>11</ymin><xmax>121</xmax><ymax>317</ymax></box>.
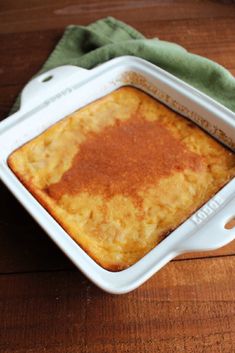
<box><xmin>0</xmin><ymin>56</ymin><xmax>234</xmax><ymax>294</ymax></box>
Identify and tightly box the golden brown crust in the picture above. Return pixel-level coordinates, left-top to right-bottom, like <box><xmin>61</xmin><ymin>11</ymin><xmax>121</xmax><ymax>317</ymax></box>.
<box><xmin>8</xmin><ymin>87</ymin><xmax>235</xmax><ymax>271</ymax></box>
<box><xmin>46</xmin><ymin>117</ymin><xmax>205</xmax><ymax>203</ymax></box>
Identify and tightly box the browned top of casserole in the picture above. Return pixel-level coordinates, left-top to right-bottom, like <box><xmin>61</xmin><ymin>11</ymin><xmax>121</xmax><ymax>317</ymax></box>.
<box><xmin>47</xmin><ymin>117</ymin><xmax>204</xmax><ymax>203</ymax></box>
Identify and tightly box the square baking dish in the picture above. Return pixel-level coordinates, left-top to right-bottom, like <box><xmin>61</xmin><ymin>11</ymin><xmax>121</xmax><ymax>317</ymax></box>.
<box><xmin>0</xmin><ymin>56</ymin><xmax>234</xmax><ymax>294</ymax></box>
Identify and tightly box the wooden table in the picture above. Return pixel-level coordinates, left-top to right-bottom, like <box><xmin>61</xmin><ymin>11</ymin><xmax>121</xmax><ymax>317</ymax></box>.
<box><xmin>0</xmin><ymin>1</ymin><xmax>235</xmax><ymax>352</ymax></box>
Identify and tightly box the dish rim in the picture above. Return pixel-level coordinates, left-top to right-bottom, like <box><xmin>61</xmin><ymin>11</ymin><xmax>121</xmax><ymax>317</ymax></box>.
<box><xmin>0</xmin><ymin>56</ymin><xmax>234</xmax><ymax>294</ymax></box>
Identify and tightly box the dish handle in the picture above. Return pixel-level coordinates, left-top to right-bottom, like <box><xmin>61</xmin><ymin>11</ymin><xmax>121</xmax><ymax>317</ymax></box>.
<box><xmin>21</xmin><ymin>65</ymin><xmax>89</xmax><ymax>111</ymax></box>
<box><xmin>175</xmin><ymin>198</ymin><xmax>235</xmax><ymax>253</ymax></box>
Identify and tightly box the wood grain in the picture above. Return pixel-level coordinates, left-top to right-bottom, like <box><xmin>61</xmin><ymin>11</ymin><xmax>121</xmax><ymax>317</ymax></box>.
<box><xmin>0</xmin><ymin>1</ymin><xmax>235</xmax><ymax>352</ymax></box>
<box><xmin>1</xmin><ymin>0</ymin><xmax>235</xmax><ymax>34</ymax></box>
<box><xmin>0</xmin><ymin>256</ymin><xmax>234</xmax><ymax>353</ymax></box>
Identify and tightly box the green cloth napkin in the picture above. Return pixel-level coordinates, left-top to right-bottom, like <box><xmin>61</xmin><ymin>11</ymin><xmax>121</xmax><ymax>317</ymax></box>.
<box><xmin>12</xmin><ymin>17</ymin><xmax>235</xmax><ymax>113</ymax></box>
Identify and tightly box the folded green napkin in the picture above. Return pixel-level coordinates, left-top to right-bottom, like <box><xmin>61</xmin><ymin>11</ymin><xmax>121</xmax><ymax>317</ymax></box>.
<box><xmin>12</xmin><ymin>17</ymin><xmax>235</xmax><ymax>113</ymax></box>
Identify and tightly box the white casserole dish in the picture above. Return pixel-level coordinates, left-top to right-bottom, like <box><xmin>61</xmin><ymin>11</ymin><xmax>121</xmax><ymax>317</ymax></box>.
<box><xmin>0</xmin><ymin>56</ymin><xmax>234</xmax><ymax>294</ymax></box>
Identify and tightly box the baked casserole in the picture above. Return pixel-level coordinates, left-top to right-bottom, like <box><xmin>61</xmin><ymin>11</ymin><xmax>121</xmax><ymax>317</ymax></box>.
<box><xmin>8</xmin><ymin>87</ymin><xmax>235</xmax><ymax>270</ymax></box>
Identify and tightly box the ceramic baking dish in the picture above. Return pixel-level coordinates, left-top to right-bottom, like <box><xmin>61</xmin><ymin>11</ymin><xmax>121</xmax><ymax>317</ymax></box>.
<box><xmin>0</xmin><ymin>56</ymin><xmax>234</xmax><ymax>294</ymax></box>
